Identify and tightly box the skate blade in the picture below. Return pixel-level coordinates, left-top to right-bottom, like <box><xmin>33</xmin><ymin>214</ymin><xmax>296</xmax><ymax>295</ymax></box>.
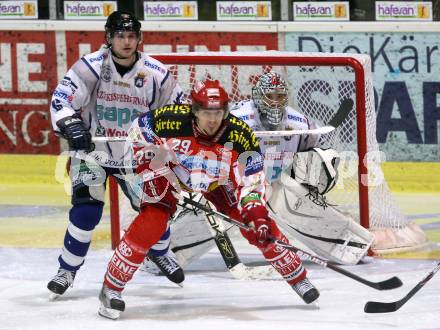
<box><xmin>310</xmin><ymin>300</ymin><xmax>320</xmax><ymax>309</ymax></box>
<box><xmin>48</xmin><ymin>292</ymin><xmax>61</xmax><ymax>301</ymax></box>
<box><xmin>98</xmin><ymin>304</ymin><xmax>121</xmax><ymax>320</ymax></box>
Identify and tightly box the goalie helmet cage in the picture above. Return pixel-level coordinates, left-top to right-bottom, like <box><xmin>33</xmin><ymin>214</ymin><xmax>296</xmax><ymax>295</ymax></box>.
<box><xmin>108</xmin><ymin>51</ymin><xmax>427</xmax><ymax>254</ymax></box>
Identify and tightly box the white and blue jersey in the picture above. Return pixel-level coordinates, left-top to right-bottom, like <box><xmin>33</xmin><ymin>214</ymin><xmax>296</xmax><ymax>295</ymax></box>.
<box><xmin>50</xmin><ymin>47</ymin><xmax>183</xmax><ymax>168</ymax></box>
<box><xmin>230</xmin><ymin>100</ymin><xmax>319</xmax><ymax>183</ymax></box>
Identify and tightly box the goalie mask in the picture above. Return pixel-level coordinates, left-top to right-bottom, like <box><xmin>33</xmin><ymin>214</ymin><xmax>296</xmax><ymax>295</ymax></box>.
<box><xmin>105</xmin><ymin>11</ymin><xmax>141</xmax><ymax>46</ymax></box>
<box><xmin>252</xmin><ymin>72</ymin><xmax>288</xmax><ymax>128</ymax></box>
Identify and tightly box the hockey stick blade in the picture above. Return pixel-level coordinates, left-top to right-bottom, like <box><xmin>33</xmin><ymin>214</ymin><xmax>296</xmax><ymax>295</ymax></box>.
<box><xmin>254</xmin><ymin>98</ymin><xmax>353</xmax><ymax>137</ymax></box>
<box><xmin>177</xmin><ymin>194</ymin><xmax>402</xmax><ymax>291</ymax></box>
<box><xmin>328</xmin><ymin>98</ymin><xmax>353</xmax><ymax>128</ymax></box>
<box><xmin>364</xmin><ymin>261</ymin><xmax>440</xmax><ymax>313</ymax></box>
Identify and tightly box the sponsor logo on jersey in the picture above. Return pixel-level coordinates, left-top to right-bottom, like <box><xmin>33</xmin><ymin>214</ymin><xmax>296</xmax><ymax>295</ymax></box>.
<box><xmin>53</xmin><ymin>89</ymin><xmax>73</xmax><ymax>103</ymax></box>
<box><xmin>101</xmin><ymin>64</ymin><xmax>112</xmax><ymax>82</ymax></box>
<box><xmin>118</xmin><ymin>241</ymin><xmax>133</xmax><ymax>257</ymax></box>
<box><xmin>89</xmin><ymin>54</ymin><xmax>107</xmax><ymax>63</ymax></box>
<box><xmin>106</xmin><ymin>128</ymin><xmax>128</xmax><ymax>137</ymax></box>
<box><xmin>144</xmin><ymin>60</ymin><xmax>167</xmax><ymax>74</ymax></box>
<box><xmin>95</xmin><ymin>126</ymin><xmax>106</xmax><ymax>137</ymax></box>
<box><xmin>155</xmin><ymin>119</ymin><xmax>183</xmax><ymax>132</ymax></box>
<box><xmin>60</xmin><ymin>76</ymin><xmax>77</xmax><ymax>90</ymax></box>
<box><xmin>153</xmin><ymin>104</ymin><xmax>191</xmax><ymax>117</ymax></box>
<box><xmin>228</xmin><ymin>129</ymin><xmax>259</xmax><ymax>151</ymax></box>
<box><xmin>97</xmin><ymin>91</ymin><xmax>149</xmax><ymax>107</ymax></box>
<box><xmin>53</xmin><ymin>89</ymin><xmax>70</xmax><ymax>100</ymax></box>
<box><xmin>244</xmin><ymin>154</ymin><xmax>264</xmax><ymax>175</ymax></box>
<box><xmin>263</xmin><ymin>140</ymin><xmax>280</xmax><ymax>146</ymax></box>
<box><xmin>229</xmin><ymin>116</ymin><xmax>253</xmax><ymax>135</ymax></box>
<box><xmin>113</xmin><ymin>80</ymin><xmax>131</xmax><ymax>88</ymax></box>
<box><xmin>96</xmin><ymin>105</ymin><xmax>142</xmax><ymax>127</ymax></box>
<box><xmin>89</xmin><ymin>53</ymin><xmax>106</xmax><ymax>63</ymax></box>
<box><xmin>134</xmin><ymin>72</ymin><xmax>145</xmax><ymax>88</ymax></box>
<box><xmin>287</xmin><ymin>114</ymin><xmax>306</xmax><ymax>123</ymax></box>
<box><xmin>51</xmin><ymin>99</ymin><xmax>63</xmax><ymax>112</ymax></box>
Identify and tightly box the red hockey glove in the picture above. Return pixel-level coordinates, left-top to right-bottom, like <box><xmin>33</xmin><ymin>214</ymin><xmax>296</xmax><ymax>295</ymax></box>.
<box><xmin>240</xmin><ymin>194</ymin><xmax>272</xmax><ymax>247</ymax></box>
<box><xmin>139</xmin><ymin>166</ymin><xmax>178</xmax><ymax>215</ymax></box>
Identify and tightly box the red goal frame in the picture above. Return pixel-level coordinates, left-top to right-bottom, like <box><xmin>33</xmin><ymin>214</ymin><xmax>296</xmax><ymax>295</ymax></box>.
<box><xmin>109</xmin><ymin>54</ymin><xmax>369</xmax><ymax>249</ymax></box>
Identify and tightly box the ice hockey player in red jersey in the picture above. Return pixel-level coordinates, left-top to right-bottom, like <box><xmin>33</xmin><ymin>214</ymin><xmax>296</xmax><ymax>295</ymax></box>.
<box><xmin>97</xmin><ymin>79</ymin><xmax>320</xmax><ymax>319</ymax></box>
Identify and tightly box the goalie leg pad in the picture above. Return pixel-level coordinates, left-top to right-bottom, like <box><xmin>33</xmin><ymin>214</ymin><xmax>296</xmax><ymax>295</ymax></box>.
<box><xmin>269</xmin><ymin>173</ymin><xmax>373</xmax><ymax>265</ymax></box>
<box><xmin>169</xmin><ymin>200</ymin><xmax>216</xmax><ymax>268</ymax></box>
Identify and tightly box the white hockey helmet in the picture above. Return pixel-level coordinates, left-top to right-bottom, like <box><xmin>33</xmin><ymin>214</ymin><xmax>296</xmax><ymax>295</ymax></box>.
<box><xmin>251</xmin><ymin>72</ymin><xmax>288</xmax><ymax>127</ymax></box>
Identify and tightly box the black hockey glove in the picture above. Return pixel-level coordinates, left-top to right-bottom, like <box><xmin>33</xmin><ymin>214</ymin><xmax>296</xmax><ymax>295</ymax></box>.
<box><xmin>56</xmin><ymin>116</ymin><xmax>92</xmax><ymax>151</ymax></box>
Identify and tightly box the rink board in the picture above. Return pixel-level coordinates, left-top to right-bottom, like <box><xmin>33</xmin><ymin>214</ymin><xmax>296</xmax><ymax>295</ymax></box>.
<box><xmin>0</xmin><ymin>154</ymin><xmax>439</xmax><ymax>258</ymax></box>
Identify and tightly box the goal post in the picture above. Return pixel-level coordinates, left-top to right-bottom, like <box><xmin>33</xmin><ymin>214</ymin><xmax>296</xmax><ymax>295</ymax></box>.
<box><xmin>108</xmin><ymin>51</ymin><xmax>428</xmax><ymax>255</ymax></box>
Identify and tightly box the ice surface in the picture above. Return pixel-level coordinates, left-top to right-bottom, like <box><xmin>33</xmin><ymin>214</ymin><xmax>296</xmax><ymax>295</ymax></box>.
<box><xmin>1</xmin><ymin>246</ymin><xmax>439</xmax><ymax>330</ymax></box>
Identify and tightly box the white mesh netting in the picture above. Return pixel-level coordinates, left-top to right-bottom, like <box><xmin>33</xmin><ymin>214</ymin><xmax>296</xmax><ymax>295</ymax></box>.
<box><xmin>116</xmin><ymin>51</ymin><xmax>427</xmax><ymax>254</ymax></box>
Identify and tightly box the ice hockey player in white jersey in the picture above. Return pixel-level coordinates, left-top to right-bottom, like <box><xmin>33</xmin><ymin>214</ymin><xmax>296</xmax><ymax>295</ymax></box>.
<box><xmin>168</xmin><ymin>72</ymin><xmax>373</xmax><ymax>269</ymax></box>
<box><xmin>47</xmin><ymin>11</ymin><xmax>185</xmax><ymax>299</ymax></box>
<box><xmin>229</xmin><ymin>72</ymin><xmax>373</xmax><ymax>265</ymax></box>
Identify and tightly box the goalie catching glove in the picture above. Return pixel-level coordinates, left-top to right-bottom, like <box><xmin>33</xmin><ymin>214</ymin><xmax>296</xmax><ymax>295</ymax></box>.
<box><xmin>240</xmin><ymin>193</ymin><xmax>275</xmax><ymax>248</ymax></box>
<box><xmin>292</xmin><ymin>147</ymin><xmax>340</xmax><ymax>195</ymax></box>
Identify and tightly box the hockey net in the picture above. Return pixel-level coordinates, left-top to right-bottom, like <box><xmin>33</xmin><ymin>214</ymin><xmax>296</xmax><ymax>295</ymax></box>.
<box><xmin>110</xmin><ymin>51</ymin><xmax>427</xmax><ymax>255</ymax></box>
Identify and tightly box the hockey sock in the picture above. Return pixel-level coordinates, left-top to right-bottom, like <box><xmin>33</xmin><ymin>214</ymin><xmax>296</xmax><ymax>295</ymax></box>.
<box><xmin>59</xmin><ymin>203</ymin><xmax>103</xmax><ymax>271</ymax></box>
<box><xmin>104</xmin><ymin>206</ymin><xmax>169</xmax><ymax>291</ymax></box>
<box><xmin>260</xmin><ymin>232</ymin><xmax>307</xmax><ymax>285</ymax></box>
<box><xmin>149</xmin><ymin>224</ymin><xmax>171</xmax><ymax>257</ymax></box>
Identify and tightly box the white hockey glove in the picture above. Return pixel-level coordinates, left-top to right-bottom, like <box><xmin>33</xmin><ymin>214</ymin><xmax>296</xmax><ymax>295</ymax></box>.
<box><xmin>291</xmin><ymin>148</ymin><xmax>340</xmax><ymax>195</ymax></box>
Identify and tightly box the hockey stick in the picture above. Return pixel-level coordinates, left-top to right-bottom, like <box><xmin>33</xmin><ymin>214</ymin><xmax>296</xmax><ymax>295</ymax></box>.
<box><xmin>91</xmin><ymin>98</ymin><xmax>354</xmax><ymax>143</ymax></box>
<box><xmin>92</xmin><ymin>124</ymin><xmax>334</xmax><ymax>142</ymax></box>
<box><xmin>364</xmin><ymin>261</ymin><xmax>440</xmax><ymax>313</ymax></box>
<box><xmin>175</xmin><ymin>194</ymin><xmax>402</xmax><ymax>291</ymax></box>
<box><xmin>175</xmin><ymin>196</ymin><xmax>279</xmax><ymax>280</ymax></box>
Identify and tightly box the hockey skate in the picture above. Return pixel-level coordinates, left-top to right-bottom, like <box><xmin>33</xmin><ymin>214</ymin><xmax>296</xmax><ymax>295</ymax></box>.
<box><xmin>98</xmin><ymin>284</ymin><xmax>125</xmax><ymax>320</ymax></box>
<box><xmin>143</xmin><ymin>251</ymin><xmax>185</xmax><ymax>286</ymax></box>
<box><xmin>291</xmin><ymin>278</ymin><xmax>320</xmax><ymax>304</ymax></box>
<box><xmin>47</xmin><ymin>268</ymin><xmax>76</xmax><ymax>300</ymax></box>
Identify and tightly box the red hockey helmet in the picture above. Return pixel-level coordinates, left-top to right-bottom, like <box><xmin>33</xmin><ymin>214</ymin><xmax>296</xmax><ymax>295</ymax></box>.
<box><xmin>191</xmin><ymin>80</ymin><xmax>229</xmax><ymax>118</ymax></box>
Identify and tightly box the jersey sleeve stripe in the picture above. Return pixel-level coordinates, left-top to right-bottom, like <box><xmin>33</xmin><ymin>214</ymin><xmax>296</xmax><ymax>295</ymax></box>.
<box><xmin>148</xmin><ymin>79</ymin><xmax>157</xmax><ymax>108</ymax></box>
<box><xmin>160</xmin><ymin>70</ymin><xmax>170</xmax><ymax>87</ymax></box>
<box><xmin>80</xmin><ymin>57</ymin><xmax>99</xmax><ymax>80</ymax></box>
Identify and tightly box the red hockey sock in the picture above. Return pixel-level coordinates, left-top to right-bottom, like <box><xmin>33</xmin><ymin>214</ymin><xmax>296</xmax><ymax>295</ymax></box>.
<box><xmin>104</xmin><ymin>206</ymin><xmax>170</xmax><ymax>291</ymax></box>
<box><xmin>261</xmin><ymin>233</ymin><xmax>307</xmax><ymax>285</ymax></box>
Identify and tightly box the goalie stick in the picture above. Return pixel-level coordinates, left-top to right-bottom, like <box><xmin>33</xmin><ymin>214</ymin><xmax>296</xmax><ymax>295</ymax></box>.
<box><xmin>175</xmin><ymin>194</ymin><xmax>403</xmax><ymax>291</ymax></box>
<box><xmin>91</xmin><ymin>98</ymin><xmax>354</xmax><ymax>143</ymax></box>
<box><xmin>364</xmin><ymin>261</ymin><xmax>440</xmax><ymax>313</ymax></box>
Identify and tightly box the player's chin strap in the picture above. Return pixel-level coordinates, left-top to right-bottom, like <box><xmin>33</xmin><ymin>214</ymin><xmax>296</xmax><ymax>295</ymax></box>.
<box><xmin>173</xmin><ymin>192</ymin><xmax>403</xmax><ymax>291</ymax></box>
